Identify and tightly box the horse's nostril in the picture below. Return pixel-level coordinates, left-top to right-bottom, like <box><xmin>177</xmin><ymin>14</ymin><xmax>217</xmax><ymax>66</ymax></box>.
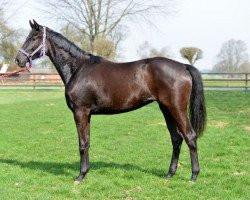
<box><xmin>15</xmin><ymin>58</ymin><xmax>20</xmax><ymax>65</ymax></box>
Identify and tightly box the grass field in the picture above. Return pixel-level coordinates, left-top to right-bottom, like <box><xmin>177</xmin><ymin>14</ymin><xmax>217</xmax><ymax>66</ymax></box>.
<box><xmin>0</xmin><ymin>90</ymin><xmax>249</xmax><ymax>200</ymax></box>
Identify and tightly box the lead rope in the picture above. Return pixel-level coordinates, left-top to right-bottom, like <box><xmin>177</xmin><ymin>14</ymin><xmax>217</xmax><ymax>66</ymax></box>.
<box><xmin>0</xmin><ymin>66</ymin><xmax>31</xmax><ymax>78</ymax></box>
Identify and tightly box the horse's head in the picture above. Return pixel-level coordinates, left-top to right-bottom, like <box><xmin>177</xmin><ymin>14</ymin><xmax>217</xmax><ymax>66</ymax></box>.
<box><xmin>15</xmin><ymin>20</ymin><xmax>47</xmax><ymax>68</ymax></box>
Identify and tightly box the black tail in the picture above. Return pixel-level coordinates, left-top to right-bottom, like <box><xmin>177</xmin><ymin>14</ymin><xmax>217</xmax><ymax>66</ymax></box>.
<box><xmin>185</xmin><ymin>64</ymin><xmax>206</xmax><ymax>137</ymax></box>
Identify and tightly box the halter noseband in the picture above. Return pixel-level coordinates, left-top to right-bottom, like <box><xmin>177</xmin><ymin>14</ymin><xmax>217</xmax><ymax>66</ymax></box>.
<box><xmin>19</xmin><ymin>26</ymin><xmax>47</xmax><ymax>66</ymax></box>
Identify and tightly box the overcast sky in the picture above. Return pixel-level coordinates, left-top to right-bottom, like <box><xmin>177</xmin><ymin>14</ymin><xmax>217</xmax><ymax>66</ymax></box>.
<box><xmin>7</xmin><ymin>0</ymin><xmax>250</xmax><ymax>71</ymax></box>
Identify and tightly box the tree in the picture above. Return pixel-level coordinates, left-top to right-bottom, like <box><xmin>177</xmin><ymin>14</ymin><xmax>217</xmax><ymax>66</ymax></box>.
<box><xmin>0</xmin><ymin>2</ymin><xmax>21</xmax><ymax>63</ymax></box>
<box><xmin>180</xmin><ymin>47</ymin><xmax>203</xmax><ymax>66</ymax></box>
<box><xmin>93</xmin><ymin>38</ymin><xmax>115</xmax><ymax>60</ymax></box>
<box><xmin>137</xmin><ymin>41</ymin><xmax>173</xmax><ymax>59</ymax></box>
<box><xmin>42</xmin><ymin>0</ymin><xmax>174</xmax><ymax>58</ymax></box>
<box><xmin>239</xmin><ymin>62</ymin><xmax>250</xmax><ymax>73</ymax></box>
<box><xmin>61</xmin><ymin>23</ymin><xmax>116</xmax><ymax>59</ymax></box>
<box><xmin>212</xmin><ymin>39</ymin><xmax>249</xmax><ymax>73</ymax></box>
<box><xmin>60</xmin><ymin>24</ymin><xmax>92</xmax><ymax>53</ymax></box>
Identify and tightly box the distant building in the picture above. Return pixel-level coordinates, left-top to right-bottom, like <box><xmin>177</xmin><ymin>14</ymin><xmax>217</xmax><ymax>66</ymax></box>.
<box><xmin>0</xmin><ymin>64</ymin><xmax>9</xmax><ymax>73</ymax></box>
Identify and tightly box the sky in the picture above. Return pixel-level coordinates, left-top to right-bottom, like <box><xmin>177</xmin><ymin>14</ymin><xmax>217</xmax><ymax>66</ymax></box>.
<box><xmin>6</xmin><ymin>0</ymin><xmax>250</xmax><ymax>71</ymax></box>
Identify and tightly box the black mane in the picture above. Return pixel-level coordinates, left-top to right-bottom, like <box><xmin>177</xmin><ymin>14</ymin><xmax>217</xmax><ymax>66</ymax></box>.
<box><xmin>49</xmin><ymin>29</ymin><xmax>102</xmax><ymax>64</ymax></box>
<box><xmin>88</xmin><ymin>54</ymin><xmax>102</xmax><ymax>64</ymax></box>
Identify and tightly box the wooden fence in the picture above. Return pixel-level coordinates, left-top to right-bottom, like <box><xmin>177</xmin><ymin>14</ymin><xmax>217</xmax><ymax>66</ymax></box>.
<box><xmin>202</xmin><ymin>73</ymin><xmax>249</xmax><ymax>90</ymax></box>
<box><xmin>0</xmin><ymin>72</ymin><xmax>249</xmax><ymax>90</ymax></box>
<box><xmin>0</xmin><ymin>73</ymin><xmax>63</xmax><ymax>89</ymax></box>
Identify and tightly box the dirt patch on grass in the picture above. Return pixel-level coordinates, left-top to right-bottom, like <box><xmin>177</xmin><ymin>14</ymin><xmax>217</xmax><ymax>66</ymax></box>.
<box><xmin>233</xmin><ymin>171</ymin><xmax>247</xmax><ymax>176</ymax></box>
<box><xmin>124</xmin><ymin>186</ymin><xmax>143</xmax><ymax>198</ymax></box>
<box><xmin>146</xmin><ymin>122</ymin><xmax>166</xmax><ymax>126</ymax></box>
<box><xmin>238</xmin><ymin>108</ymin><xmax>250</xmax><ymax>114</ymax></box>
<box><xmin>209</xmin><ymin>120</ymin><xmax>228</xmax><ymax>129</ymax></box>
<box><xmin>45</xmin><ymin>103</ymin><xmax>56</xmax><ymax>106</ymax></box>
<box><xmin>244</xmin><ymin>126</ymin><xmax>250</xmax><ymax>132</ymax></box>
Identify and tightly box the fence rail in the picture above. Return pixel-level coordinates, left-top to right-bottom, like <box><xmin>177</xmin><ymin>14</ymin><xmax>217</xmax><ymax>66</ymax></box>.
<box><xmin>0</xmin><ymin>72</ymin><xmax>249</xmax><ymax>90</ymax></box>
<box><xmin>0</xmin><ymin>73</ymin><xmax>63</xmax><ymax>89</ymax></box>
<box><xmin>202</xmin><ymin>73</ymin><xmax>249</xmax><ymax>90</ymax></box>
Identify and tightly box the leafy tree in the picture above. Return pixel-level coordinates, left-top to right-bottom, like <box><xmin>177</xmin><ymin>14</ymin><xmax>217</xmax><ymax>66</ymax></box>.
<box><xmin>93</xmin><ymin>38</ymin><xmax>115</xmax><ymax>60</ymax></box>
<box><xmin>137</xmin><ymin>41</ymin><xmax>173</xmax><ymax>59</ymax></box>
<box><xmin>180</xmin><ymin>47</ymin><xmax>203</xmax><ymax>66</ymax></box>
<box><xmin>212</xmin><ymin>39</ymin><xmax>249</xmax><ymax>73</ymax></box>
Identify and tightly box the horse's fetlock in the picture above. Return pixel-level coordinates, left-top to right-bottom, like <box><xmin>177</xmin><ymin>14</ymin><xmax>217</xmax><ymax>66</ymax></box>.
<box><xmin>192</xmin><ymin>168</ymin><xmax>200</xmax><ymax>175</ymax></box>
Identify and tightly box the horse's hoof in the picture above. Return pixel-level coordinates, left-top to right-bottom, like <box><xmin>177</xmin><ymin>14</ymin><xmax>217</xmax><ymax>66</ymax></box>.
<box><xmin>74</xmin><ymin>175</ymin><xmax>84</xmax><ymax>184</ymax></box>
<box><xmin>190</xmin><ymin>176</ymin><xmax>198</xmax><ymax>183</ymax></box>
<box><xmin>189</xmin><ymin>179</ymin><xmax>196</xmax><ymax>184</ymax></box>
<box><xmin>190</xmin><ymin>173</ymin><xmax>199</xmax><ymax>182</ymax></box>
<box><xmin>164</xmin><ymin>173</ymin><xmax>174</xmax><ymax>180</ymax></box>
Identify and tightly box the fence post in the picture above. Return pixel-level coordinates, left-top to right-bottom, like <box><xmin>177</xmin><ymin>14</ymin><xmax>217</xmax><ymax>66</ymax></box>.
<box><xmin>33</xmin><ymin>74</ymin><xmax>35</xmax><ymax>90</ymax></box>
<box><xmin>246</xmin><ymin>73</ymin><xmax>248</xmax><ymax>91</ymax></box>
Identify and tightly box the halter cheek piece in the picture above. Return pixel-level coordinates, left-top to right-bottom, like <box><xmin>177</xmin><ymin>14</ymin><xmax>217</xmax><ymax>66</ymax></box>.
<box><xmin>19</xmin><ymin>26</ymin><xmax>47</xmax><ymax>66</ymax></box>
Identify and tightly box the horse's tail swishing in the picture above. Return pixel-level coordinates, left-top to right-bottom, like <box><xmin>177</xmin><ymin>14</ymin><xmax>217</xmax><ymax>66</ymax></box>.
<box><xmin>185</xmin><ymin>64</ymin><xmax>206</xmax><ymax>137</ymax></box>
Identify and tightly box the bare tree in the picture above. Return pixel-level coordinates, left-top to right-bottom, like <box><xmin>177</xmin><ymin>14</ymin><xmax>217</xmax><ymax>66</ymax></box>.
<box><xmin>137</xmin><ymin>41</ymin><xmax>173</xmax><ymax>59</ymax></box>
<box><xmin>180</xmin><ymin>47</ymin><xmax>203</xmax><ymax>66</ymax></box>
<box><xmin>60</xmin><ymin>24</ymin><xmax>92</xmax><ymax>52</ymax></box>
<box><xmin>212</xmin><ymin>39</ymin><xmax>249</xmax><ymax>73</ymax></box>
<box><xmin>0</xmin><ymin>0</ymin><xmax>12</xmax><ymax>15</ymax></box>
<box><xmin>42</xmin><ymin>0</ymin><xmax>174</xmax><ymax>56</ymax></box>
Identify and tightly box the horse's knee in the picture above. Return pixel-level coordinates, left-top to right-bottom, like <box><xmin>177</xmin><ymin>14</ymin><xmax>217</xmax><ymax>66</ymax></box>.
<box><xmin>79</xmin><ymin>143</ymin><xmax>90</xmax><ymax>154</ymax></box>
<box><xmin>183</xmin><ymin>129</ymin><xmax>197</xmax><ymax>146</ymax></box>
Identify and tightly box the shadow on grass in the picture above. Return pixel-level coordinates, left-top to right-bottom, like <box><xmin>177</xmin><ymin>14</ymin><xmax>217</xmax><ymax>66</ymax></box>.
<box><xmin>0</xmin><ymin>158</ymin><xmax>165</xmax><ymax>178</ymax></box>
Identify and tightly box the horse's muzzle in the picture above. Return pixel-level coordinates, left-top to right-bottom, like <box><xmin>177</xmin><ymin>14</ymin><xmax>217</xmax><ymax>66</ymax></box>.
<box><xmin>14</xmin><ymin>57</ymin><xmax>20</xmax><ymax>65</ymax></box>
<box><xmin>14</xmin><ymin>53</ymin><xmax>28</xmax><ymax>68</ymax></box>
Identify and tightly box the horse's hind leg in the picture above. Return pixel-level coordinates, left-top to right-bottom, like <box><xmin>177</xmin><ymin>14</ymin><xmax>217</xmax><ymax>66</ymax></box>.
<box><xmin>159</xmin><ymin>104</ymin><xmax>183</xmax><ymax>179</ymax></box>
<box><xmin>170</xmin><ymin>109</ymin><xmax>200</xmax><ymax>181</ymax></box>
<box><xmin>159</xmin><ymin>100</ymin><xmax>200</xmax><ymax>181</ymax></box>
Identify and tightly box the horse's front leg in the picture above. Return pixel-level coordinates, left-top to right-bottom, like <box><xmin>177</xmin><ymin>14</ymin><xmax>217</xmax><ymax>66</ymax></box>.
<box><xmin>73</xmin><ymin>108</ymin><xmax>91</xmax><ymax>183</ymax></box>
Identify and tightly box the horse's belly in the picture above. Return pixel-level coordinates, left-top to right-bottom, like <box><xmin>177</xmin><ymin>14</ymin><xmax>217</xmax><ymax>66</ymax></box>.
<box><xmin>92</xmin><ymin>94</ymin><xmax>154</xmax><ymax>114</ymax></box>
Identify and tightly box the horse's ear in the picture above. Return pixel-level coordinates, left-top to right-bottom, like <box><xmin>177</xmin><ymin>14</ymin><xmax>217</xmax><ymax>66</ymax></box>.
<box><xmin>29</xmin><ymin>20</ymin><xmax>34</xmax><ymax>29</ymax></box>
<box><xmin>32</xmin><ymin>19</ymin><xmax>40</xmax><ymax>30</ymax></box>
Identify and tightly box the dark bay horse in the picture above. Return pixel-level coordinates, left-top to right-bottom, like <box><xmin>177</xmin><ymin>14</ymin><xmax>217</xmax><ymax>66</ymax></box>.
<box><xmin>15</xmin><ymin>20</ymin><xmax>206</xmax><ymax>183</ymax></box>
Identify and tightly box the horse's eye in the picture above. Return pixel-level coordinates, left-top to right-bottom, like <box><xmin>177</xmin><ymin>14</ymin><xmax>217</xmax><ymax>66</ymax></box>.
<box><xmin>32</xmin><ymin>37</ymin><xmax>36</xmax><ymax>41</ymax></box>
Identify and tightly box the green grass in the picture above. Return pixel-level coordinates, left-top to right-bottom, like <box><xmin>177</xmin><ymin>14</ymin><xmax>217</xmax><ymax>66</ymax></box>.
<box><xmin>0</xmin><ymin>90</ymin><xmax>249</xmax><ymax>200</ymax></box>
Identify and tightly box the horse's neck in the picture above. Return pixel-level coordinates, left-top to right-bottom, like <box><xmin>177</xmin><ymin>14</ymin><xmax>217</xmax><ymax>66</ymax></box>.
<box><xmin>46</xmin><ymin>36</ymin><xmax>87</xmax><ymax>85</ymax></box>
<box><xmin>48</xmin><ymin>49</ymin><xmax>75</xmax><ymax>85</ymax></box>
